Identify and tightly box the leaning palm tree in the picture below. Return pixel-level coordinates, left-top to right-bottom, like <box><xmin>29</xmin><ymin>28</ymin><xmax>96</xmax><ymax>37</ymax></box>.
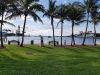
<box><xmin>55</xmin><ymin>4</ymin><xmax>67</xmax><ymax>46</ymax></box>
<box><xmin>6</xmin><ymin>0</ymin><xmax>44</xmax><ymax>47</ymax></box>
<box><xmin>82</xmin><ymin>0</ymin><xmax>99</xmax><ymax>45</ymax></box>
<box><xmin>43</xmin><ymin>0</ymin><xmax>56</xmax><ymax>46</ymax></box>
<box><xmin>0</xmin><ymin>0</ymin><xmax>16</xmax><ymax>48</ymax></box>
<box><xmin>91</xmin><ymin>9</ymin><xmax>100</xmax><ymax>46</ymax></box>
<box><xmin>66</xmin><ymin>2</ymin><xmax>85</xmax><ymax>46</ymax></box>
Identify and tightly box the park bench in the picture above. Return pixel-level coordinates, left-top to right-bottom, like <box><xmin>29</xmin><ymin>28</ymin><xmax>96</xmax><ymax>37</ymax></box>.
<box><xmin>48</xmin><ymin>41</ymin><xmax>59</xmax><ymax>46</ymax></box>
<box><xmin>8</xmin><ymin>40</ymin><xmax>20</xmax><ymax>45</ymax></box>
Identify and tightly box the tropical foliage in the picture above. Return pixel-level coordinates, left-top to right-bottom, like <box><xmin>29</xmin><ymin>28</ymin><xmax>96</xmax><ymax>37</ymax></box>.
<box><xmin>43</xmin><ymin>0</ymin><xmax>56</xmax><ymax>46</ymax></box>
<box><xmin>6</xmin><ymin>0</ymin><xmax>44</xmax><ymax>47</ymax></box>
<box><xmin>0</xmin><ymin>0</ymin><xmax>16</xmax><ymax>48</ymax></box>
<box><xmin>55</xmin><ymin>4</ymin><xmax>67</xmax><ymax>46</ymax></box>
<box><xmin>82</xmin><ymin>0</ymin><xmax>100</xmax><ymax>45</ymax></box>
<box><xmin>0</xmin><ymin>0</ymin><xmax>100</xmax><ymax>47</ymax></box>
<box><xmin>65</xmin><ymin>2</ymin><xmax>85</xmax><ymax>46</ymax></box>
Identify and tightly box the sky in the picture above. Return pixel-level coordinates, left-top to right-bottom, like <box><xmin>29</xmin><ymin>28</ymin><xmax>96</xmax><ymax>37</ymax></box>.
<box><xmin>3</xmin><ymin>0</ymin><xmax>100</xmax><ymax>36</ymax></box>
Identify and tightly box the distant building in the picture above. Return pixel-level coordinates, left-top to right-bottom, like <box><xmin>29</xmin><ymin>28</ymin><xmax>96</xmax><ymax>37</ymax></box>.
<box><xmin>0</xmin><ymin>32</ymin><xmax>7</xmax><ymax>36</ymax></box>
<box><xmin>77</xmin><ymin>31</ymin><xmax>100</xmax><ymax>37</ymax></box>
<box><xmin>16</xmin><ymin>26</ymin><xmax>22</xmax><ymax>36</ymax></box>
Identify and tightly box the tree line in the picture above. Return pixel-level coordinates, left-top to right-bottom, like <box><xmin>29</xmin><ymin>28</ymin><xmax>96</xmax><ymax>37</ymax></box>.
<box><xmin>0</xmin><ymin>0</ymin><xmax>100</xmax><ymax>48</ymax></box>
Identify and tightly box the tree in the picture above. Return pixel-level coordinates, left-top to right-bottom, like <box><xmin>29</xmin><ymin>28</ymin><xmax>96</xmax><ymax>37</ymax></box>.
<box><xmin>0</xmin><ymin>0</ymin><xmax>15</xmax><ymax>48</ymax></box>
<box><xmin>55</xmin><ymin>4</ymin><xmax>67</xmax><ymax>46</ymax></box>
<box><xmin>43</xmin><ymin>0</ymin><xmax>56</xmax><ymax>46</ymax></box>
<box><xmin>66</xmin><ymin>2</ymin><xmax>85</xmax><ymax>46</ymax></box>
<box><xmin>82</xmin><ymin>0</ymin><xmax>99</xmax><ymax>45</ymax></box>
<box><xmin>91</xmin><ymin>9</ymin><xmax>100</xmax><ymax>46</ymax></box>
<box><xmin>6</xmin><ymin>0</ymin><xmax>44</xmax><ymax>47</ymax></box>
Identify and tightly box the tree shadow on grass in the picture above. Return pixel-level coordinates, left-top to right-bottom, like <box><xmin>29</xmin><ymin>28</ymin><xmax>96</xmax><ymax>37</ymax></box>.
<box><xmin>65</xmin><ymin>48</ymin><xmax>83</xmax><ymax>54</ymax></box>
<box><xmin>37</xmin><ymin>53</ymin><xmax>100</xmax><ymax>75</ymax></box>
<box><xmin>24</xmin><ymin>46</ymin><xmax>49</xmax><ymax>54</ymax></box>
<box><xmin>3</xmin><ymin>48</ymin><xmax>28</xmax><ymax>60</ymax></box>
<box><xmin>0</xmin><ymin>48</ymin><xmax>100</xmax><ymax>75</ymax></box>
<box><xmin>43</xmin><ymin>46</ymin><xmax>54</xmax><ymax>49</ymax></box>
<box><xmin>80</xmin><ymin>47</ymin><xmax>100</xmax><ymax>54</ymax></box>
<box><xmin>0</xmin><ymin>45</ymin><xmax>100</xmax><ymax>75</ymax></box>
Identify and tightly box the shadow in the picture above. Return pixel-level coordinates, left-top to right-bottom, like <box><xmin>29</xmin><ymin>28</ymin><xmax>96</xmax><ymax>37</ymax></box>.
<box><xmin>43</xmin><ymin>46</ymin><xmax>53</xmax><ymax>49</ymax></box>
<box><xmin>1</xmin><ymin>45</ymin><xmax>100</xmax><ymax>75</ymax></box>
<box><xmin>0</xmin><ymin>46</ymin><xmax>100</xmax><ymax>75</ymax></box>
<box><xmin>65</xmin><ymin>47</ymin><xmax>83</xmax><ymax>54</ymax></box>
<box><xmin>80</xmin><ymin>46</ymin><xmax>100</xmax><ymax>54</ymax></box>
<box><xmin>24</xmin><ymin>46</ymin><xmax>48</xmax><ymax>54</ymax></box>
<box><xmin>4</xmin><ymin>48</ymin><xmax>28</xmax><ymax>60</ymax></box>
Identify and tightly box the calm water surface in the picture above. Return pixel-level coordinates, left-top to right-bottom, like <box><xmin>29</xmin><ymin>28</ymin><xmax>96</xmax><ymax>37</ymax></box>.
<box><xmin>2</xmin><ymin>36</ymin><xmax>100</xmax><ymax>45</ymax></box>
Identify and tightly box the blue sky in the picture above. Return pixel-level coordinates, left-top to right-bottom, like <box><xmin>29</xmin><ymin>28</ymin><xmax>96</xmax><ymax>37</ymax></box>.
<box><xmin>3</xmin><ymin>0</ymin><xmax>100</xmax><ymax>36</ymax></box>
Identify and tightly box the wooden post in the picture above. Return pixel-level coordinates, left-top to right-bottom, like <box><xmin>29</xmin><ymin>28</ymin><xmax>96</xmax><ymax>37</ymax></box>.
<box><xmin>40</xmin><ymin>36</ymin><xmax>44</xmax><ymax>47</ymax></box>
<box><xmin>48</xmin><ymin>41</ymin><xmax>50</xmax><ymax>45</ymax></box>
<box><xmin>8</xmin><ymin>41</ymin><xmax>10</xmax><ymax>45</ymax></box>
<box><xmin>31</xmin><ymin>40</ymin><xmax>34</xmax><ymax>45</ymax></box>
<box><xmin>18</xmin><ymin>40</ymin><xmax>20</xmax><ymax>45</ymax></box>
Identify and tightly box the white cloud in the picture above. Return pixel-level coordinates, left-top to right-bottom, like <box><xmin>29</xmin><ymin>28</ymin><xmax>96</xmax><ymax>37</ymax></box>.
<box><xmin>2</xmin><ymin>16</ymin><xmax>100</xmax><ymax>36</ymax></box>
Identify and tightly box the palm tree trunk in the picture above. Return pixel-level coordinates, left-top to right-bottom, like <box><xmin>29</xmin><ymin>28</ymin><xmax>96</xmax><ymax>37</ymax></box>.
<box><xmin>71</xmin><ymin>20</ymin><xmax>75</xmax><ymax>46</ymax></box>
<box><xmin>61</xmin><ymin>20</ymin><xmax>63</xmax><ymax>46</ymax></box>
<box><xmin>71</xmin><ymin>22</ymin><xmax>73</xmax><ymax>46</ymax></box>
<box><xmin>94</xmin><ymin>24</ymin><xmax>96</xmax><ymax>46</ymax></box>
<box><xmin>0</xmin><ymin>11</ymin><xmax>4</xmax><ymax>48</ymax></box>
<box><xmin>20</xmin><ymin>15</ymin><xmax>27</xmax><ymax>47</ymax></box>
<box><xmin>51</xmin><ymin>17</ymin><xmax>56</xmax><ymax>46</ymax></box>
<box><xmin>82</xmin><ymin>12</ymin><xmax>89</xmax><ymax>46</ymax></box>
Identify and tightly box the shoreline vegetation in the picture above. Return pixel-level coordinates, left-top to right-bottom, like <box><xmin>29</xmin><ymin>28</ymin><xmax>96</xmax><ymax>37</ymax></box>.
<box><xmin>0</xmin><ymin>0</ymin><xmax>100</xmax><ymax>47</ymax></box>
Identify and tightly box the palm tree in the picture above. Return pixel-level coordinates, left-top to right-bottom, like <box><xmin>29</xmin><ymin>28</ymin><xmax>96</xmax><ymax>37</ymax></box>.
<box><xmin>55</xmin><ymin>5</ymin><xmax>67</xmax><ymax>46</ymax></box>
<box><xmin>82</xmin><ymin>0</ymin><xmax>99</xmax><ymax>45</ymax></box>
<box><xmin>6</xmin><ymin>0</ymin><xmax>44</xmax><ymax>47</ymax></box>
<box><xmin>43</xmin><ymin>0</ymin><xmax>56</xmax><ymax>46</ymax></box>
<box><xmin>66</xmin><ymin>2</ymin><xmax>85</xmax><ymax>46</ymax></box>
<box><xmin>91</xmin><ymin>9</ymin><xmax>100</xmax><ymax>46</ymax></box>
<box><xmin>0</xmin><ymin>3</ymin><xmax>5</xmax><ymax>48</ymax></box>
<box><xmin>0</xmin><ymin>0</ymin><xmax>15</xmax><ymax>48</ymax></box>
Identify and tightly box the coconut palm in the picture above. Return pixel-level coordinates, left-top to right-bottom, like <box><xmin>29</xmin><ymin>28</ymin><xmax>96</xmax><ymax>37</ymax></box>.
<box><xmin>91</xmin><ymin>9</ymin><xmax>100</xmax><ymax>46</ymax></box>
<box><xmin>55</xmin><ymin>5</ymin><xmax>67</xmax><ymax>46</ymax></box>
<box><xmin>6</xmin><ymin>0</ymin><xmax>44</xmax><ymax>47</ymax></box>
<box><xmin>66</xmin><ymin>2</ymin><xmax>85</xmax><ymax>46</ymax></box>
<box><xmin>82</xmin><ymin>0</ymin><xmax>100</xmax><ymax>45</ymax></box>
<box><xmin>43</xmin><ymin>0</ymin><xmax>56</xmax><ymax>46</ymax></box>
<box><xmin>0</xmin><ymin>0</ymin><xmax>16</xmax><ymax>48</ymax></box>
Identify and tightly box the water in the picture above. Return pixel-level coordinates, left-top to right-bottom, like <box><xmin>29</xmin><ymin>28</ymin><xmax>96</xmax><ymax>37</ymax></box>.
<box><xmin>2</xmin><ymin>36</ymin><xmax>100</xmax><ymax>45</ymax></box>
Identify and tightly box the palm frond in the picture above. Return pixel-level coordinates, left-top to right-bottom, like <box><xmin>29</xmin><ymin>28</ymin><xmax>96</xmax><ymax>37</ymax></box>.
<box><xmin>29</xmin><ymin>10</ymin><xmax>43</xmax><ymax>23</ymax></box>
<box><xmin>29</xmin><ymin>3</ymin><xmax>44</xmax><ymax>12</ymax></box>
<box><xmin>56</xmin><ymin>20</ymin><xmax>61</xmax><ymax>28</ymax></box>
<box><xmin>0</xmin><ymin>20</ymin><xmax>15</xmax><ymax>27</ymax></box>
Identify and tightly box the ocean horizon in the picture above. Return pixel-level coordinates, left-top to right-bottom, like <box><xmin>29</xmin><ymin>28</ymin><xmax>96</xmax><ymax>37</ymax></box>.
<box><xmin>2</xmin><ymin>36</ymin><xmax>100</xmax><ymax>45</ymax></box>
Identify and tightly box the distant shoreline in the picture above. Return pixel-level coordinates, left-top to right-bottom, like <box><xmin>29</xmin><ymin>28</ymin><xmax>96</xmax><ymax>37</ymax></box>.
<box><xmin>5</xmin><ymin>35</ymin><xmax>100</xmax><ymax>38</ymax></box>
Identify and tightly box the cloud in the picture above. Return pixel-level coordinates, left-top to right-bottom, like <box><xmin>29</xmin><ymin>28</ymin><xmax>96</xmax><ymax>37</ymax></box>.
<box><xmin>7</xmin><ymin>20</ymin><xmax>14</xmax><ymax>23</ymax></box>
<box><xmin>2</xmin><ymin>15</ymin><xmax>100</xmax><ymax>36</ymax></box>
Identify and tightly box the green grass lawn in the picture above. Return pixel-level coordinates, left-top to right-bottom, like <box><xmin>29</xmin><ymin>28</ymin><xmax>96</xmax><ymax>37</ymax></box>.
<box><xmin>0</xmin><ymin>45</ymin><xmax>100</xmax><ymax>75</ymax></box>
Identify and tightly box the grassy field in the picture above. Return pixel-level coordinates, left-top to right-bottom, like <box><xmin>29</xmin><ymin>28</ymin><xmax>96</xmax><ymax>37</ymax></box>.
<box><xmin>0</xmin><ymin>45</ymin><xmax>100</xmax><ymax>75</ymax></box>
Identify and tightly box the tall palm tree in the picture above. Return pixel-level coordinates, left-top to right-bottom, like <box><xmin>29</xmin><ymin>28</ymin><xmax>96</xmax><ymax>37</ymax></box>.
<box><xmin>91</xmin><ymin>9</ymin><xmax>100</xmax><ymax>46</ymax></box>
<box><xmin>0</xmin><ymin>3</ymin><xmax>5</xmax><ymax>48</ymax></box>
<box><xmin>0</xmin><ymin>0</ymin><xmax>15</xmax><ymax>48</ymax></box>
<box><xmin>82</xmin><ymin>0</ymin><xmax>99</xmax><ymax>45</ymax></box>
<box><xmin>6</xmin><ymin>0</ymin><xmax>44</xmax><ymax>47</ymax></box>
<box><xmin>66</xmin><ymin>2</ymin><xmax>85</xmax><ymax>46</ymax></box>
<box><xmin>55</xmin><ymin>4</ymin><xmax>67</xmax><ymax>46</ymax></box>
<box><xmin>43</xmin><ymin>0</ymin><xmax>56</xmax><ymax>46</ymax></box>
